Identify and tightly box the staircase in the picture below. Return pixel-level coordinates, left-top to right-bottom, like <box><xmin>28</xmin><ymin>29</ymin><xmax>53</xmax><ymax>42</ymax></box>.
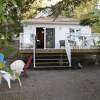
<box><xmin>34</xmin><ymin>49</ymin><xmax>69</xmax><ymax>68</ymax></box>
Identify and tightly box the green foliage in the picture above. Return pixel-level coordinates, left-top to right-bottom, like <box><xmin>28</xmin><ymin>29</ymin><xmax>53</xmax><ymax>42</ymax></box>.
<box><xmin>80</xmin><ymin>13</ymin><xmax>99</xmax><ymax>25</ymax></box>
<box><xmin>49</xmin><ymin>0</ymin><xmax>100</xmax><ymax>32</ymax></box>
<box><xmin>0</xmin><ymin>0</ymin><xmax>22</xmax><ymax>41</ymax></box>
<box><xmin>22</xmin><ymin>0</ymin><xmax>41</xmax><ymax>19</ymax></box>
<box><xmin>95</xmin><ymin>40</ymin><xmax>100</xmax><ymax>48</ymax></box>
<box><xmin>74</xmin><ymin>0</ymin><xmax>98</xmax><ymax>18</ymax></box>
<box><xmin>97</xmin><ymin>40</ymin><xmax>100</xmax><ymax>45</ymax></box>
<box><xmin>4</xmin><ymin>66</ymin><xmax>14</xmax><ymax>75</ymax></box>
<box><xmin>50</xmin><ymin>0</ymin><xmax>94</xmax><ymax>17</ymax></box>
<box><xmin>0</xmin><ymin>45</ymin><xmax>16</xmax><ymax>57</ymax></box>
<box><xmin>73</xmin><ymin>0</ymin><xmax>100</xmax><ymax>32</ymax></box>
<box><xmin>0</xmin><ymin>0</ymin><xmax>41</xmax><ymax>42</ymax></box>
<box><xmin>92</xmin><ymin>23</ymin><xmax>100</xmax><ymax>33</ymax></box>
<box><xmin>80</xmin><ymin>9</ymin><xmax>100</xmax><ymax>32</ymax></box>
<box><xmin>0</xmin><ymin>62</ymin><xmax>5</xmax><ymax>69</ymax></box>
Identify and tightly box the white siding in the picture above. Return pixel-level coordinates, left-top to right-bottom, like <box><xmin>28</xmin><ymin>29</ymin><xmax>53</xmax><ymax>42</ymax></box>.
<box><xmin>80</xmin><ymin>26</ymin><xmax>91</xmax><ymax>35</ymax></box>
<box><xmin>23</xmin><ymin>24</ymin><xmax>35</xmax><ymax>34</ymax></box>
<box><xmin>23</xmin><ymin>23</ymin><xmax>91</xmax><ymax>49</ymax></box>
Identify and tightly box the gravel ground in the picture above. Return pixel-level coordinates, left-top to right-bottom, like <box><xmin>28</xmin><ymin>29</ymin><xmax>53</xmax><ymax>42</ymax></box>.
<box><xmin>0</xmin><ymin>65</ymin><xmax>100</xmax><ymax>100</ymax></box>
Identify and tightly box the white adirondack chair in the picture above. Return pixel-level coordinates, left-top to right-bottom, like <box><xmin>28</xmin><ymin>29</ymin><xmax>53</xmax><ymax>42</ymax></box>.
<box><xmin>0</xmin><ymin>60</ymin><xmax>25</xmax><ymax>88</ymax></box>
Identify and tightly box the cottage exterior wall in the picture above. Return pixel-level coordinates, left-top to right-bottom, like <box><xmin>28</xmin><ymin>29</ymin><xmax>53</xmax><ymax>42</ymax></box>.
<box><xmin>22</xmin><ymin>23</ymin><xmax>91</xmax><ymax>49</ymax></box>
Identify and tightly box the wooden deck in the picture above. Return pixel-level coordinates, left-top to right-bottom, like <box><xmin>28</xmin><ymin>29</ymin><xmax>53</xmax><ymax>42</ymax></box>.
<box><xmin>20</xmin><ymin>48</ymin><xmax>100</xmax><ymax>55</ymax></box>
<box><xmin>20</xmin><ymin>48</ymin><xmax>100</xmax><ymax>67</ymax></box>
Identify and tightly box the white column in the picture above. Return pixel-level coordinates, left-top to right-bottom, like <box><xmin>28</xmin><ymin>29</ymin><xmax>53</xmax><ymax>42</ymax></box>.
<box><xmin>44</xmin><ymin>28</ymin><xmax>46</xmax><ymax>49</ymax></box>
<box><xmin>33</xmin><ymin>34</ymin><xmax>35</xmax><ymax>68</ymax></box>
<box><xmin>65</xmin><ymin>34</ymin><xmax>71</xmax><ymax>67</ymax></box>
<box><xmin>19</xmin><ymin>33</ymin><xmax>22</xmax><ymax>49</ymax></box>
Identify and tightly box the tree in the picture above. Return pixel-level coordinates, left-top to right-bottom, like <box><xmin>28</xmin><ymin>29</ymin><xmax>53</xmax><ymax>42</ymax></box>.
<box><xmin>50</xmin><ymin>0</ymin><xmax>96</xmax><ymax>17</ymax></box>
<box><xmin>78</xmin><ymin>1</ymin><xmax>100</xmax><ymax>33</ymax></box>
<box><xmin>22</xmin><ymin>0</ymin><xmax>42</xmax><ymax>19</ymax></box>
<box><xmin>0</xmin><ymin>0</ymin><xmax>41</xmax><ymax>43</ymax></box>
<box><xmin>50</xmin><ymin>0</ymin><xmax>100</xmax><ymax>32</ymax></box>
<box><xmin>74</xmin><ymin>0</ymin><xmax>98</xmax><ymax>18</ymax></box>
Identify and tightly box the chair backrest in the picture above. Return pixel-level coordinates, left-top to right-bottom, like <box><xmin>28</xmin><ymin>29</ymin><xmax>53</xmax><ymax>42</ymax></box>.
<box><xmin>0</xmin><ymin>53</ymin><xmax>4</xmax><ymax>62</ymax></box>
<box><xmin>59</xmin><ymin>40</ymin><xmax>65</xmax><ymax>48</ymax></box>
<box><xmin>10</xmin><ymin>60</ymin><xmax>25</xmax><ymax>75</ymax></box>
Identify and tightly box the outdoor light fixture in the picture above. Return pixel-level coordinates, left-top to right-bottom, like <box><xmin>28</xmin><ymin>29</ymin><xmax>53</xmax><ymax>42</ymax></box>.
<box><xmin>37</xmin><ymin>39</ymin><xmax>40</xmax><ymax>42</ymax></box>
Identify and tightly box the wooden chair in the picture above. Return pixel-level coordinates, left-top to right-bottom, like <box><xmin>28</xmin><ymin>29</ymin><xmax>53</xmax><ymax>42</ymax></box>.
<box><xmin>59</xmin><ymin>40</ymin><xmax>65</xmax><ymax>48</ymax></box>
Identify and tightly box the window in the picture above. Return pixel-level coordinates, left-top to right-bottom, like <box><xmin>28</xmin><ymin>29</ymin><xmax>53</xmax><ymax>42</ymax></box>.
<box><xmin>76</xmin><ymin>29</ymin><xmax>81</xmax><ymax>34</ymax></box>
<box><xmin>69</xmin><ymin>28</ymin><xmax>81</xmax><ymax>34</ymax></box>
<box><xmin>30</xmin><ymin>34</ymin><xmax>34</xmax><ymax>42</ymax></box>
<box><xmin>70</xmin><ymin>28</ymin><xmax>75</xmax><ymax>34</ymax></box>
<box><xmin>69</xmin><ymin>28</ymin><xmax>81</xmax><ymax>41</ymax></box>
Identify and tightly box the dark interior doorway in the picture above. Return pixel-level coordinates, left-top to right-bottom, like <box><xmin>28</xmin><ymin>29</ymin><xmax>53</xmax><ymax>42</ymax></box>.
<box><xmin>36</xmin><ymin>27</ymin><xmax>44</xmax><ymax>48</ymax></box>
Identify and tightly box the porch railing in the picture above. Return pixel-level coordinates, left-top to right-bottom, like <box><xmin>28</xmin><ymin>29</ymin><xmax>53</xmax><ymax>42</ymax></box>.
<box><xmin>20</xmin><ymin>33</ymin><xmax>33</xmax><ymax>50</ymax></box>
<box><xmin>64</xmin><ymin>33</ymin><xmax>100</xmax><ymax>67</ymax></box>
<box><xmin>20</xmin><ymin>33</ymin><xmax>36</xmax><ymax>68</ymax></box>
<box><xmin>66</xmin><ymin>34</ymin><xmax>100</xmax><ymax>49</ymax></box>
<box><xmin>20</xmin><ymin>33</ymin><xmax>100</xmax><ymax>50</ymax></box>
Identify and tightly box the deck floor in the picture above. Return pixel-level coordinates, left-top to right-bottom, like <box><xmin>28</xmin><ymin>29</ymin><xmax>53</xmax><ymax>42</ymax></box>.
<box><xmin>20</xmin><ymin>48</ymin><xmax>100</xmax><ymax>55</ymax></box>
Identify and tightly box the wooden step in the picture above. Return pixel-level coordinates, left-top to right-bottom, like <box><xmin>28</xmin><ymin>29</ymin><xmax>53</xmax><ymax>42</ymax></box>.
<box><xmin>35</xmin><ymin>54</ymin><xmax>67</xmax><ymax>57</ymax></box>
<box><xmin>35</xmin><ymin>61</ymin><xmax>68</xmax><ymax>66</ymax></box>
<box><xmin>34</xmin><ymin>66</ymin><xmax>70</xmax><ymax>69</ymax></box>
<box><xmin>34</xmin><ymin>51</ymin><xmax>69</xmax><ymax>67</ymax></box>
<box><xmin>35</xmin><ymin>58</ymin><xmax>68</xmax><ymax>61</ymax></box>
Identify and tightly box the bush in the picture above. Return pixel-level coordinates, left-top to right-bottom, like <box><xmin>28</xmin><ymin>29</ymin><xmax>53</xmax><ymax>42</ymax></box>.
<box><xmin>0</xmin><ymin>62</ymin><xmax>5</xmax><ymax>69</ymax></box>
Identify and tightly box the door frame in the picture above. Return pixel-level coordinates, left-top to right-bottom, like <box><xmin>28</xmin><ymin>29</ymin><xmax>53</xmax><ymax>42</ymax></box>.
<box><xmin>46</xmin><ymin>28</ymin><xmax>55</xmax><ymax>48</ymax></box>
<box><xmin>36</xmin><ymin>27</ymin><xmax>44</xmax><ymax>49</ymax></box>
<box><xmin>36</xmin><ymin>27</ymin><xmax>55</xmax><ymax>49</ymax></box>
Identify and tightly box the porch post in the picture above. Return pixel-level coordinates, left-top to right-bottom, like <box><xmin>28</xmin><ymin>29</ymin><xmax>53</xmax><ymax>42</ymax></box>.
<box><xmin>44</xmin><ymin>28</ymin><xmax>46</xmax><ymax>49</ymax></box>
<box><xmin>33</xmin><ymin>34</ymin><xmax>35</xmax><ymax>68</ymax></box>
<box><xmin>19</xmin><ymin>33</ymin><xmax>22</xmax><ymax>49</ymax></box>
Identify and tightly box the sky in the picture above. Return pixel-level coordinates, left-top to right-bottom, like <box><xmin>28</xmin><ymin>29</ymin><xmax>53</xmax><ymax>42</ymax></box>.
<box><xmin>42</xmin><ymin>0</ymin><xmax>100</xmax><ymax>9</ymax></box>
<box><xmin>97</xmin><ymin>0</ymin><xmax>100</xmax><ymax>9</ymax></box>
<box><xmin>42</xmin><ymin>0</ymin><xmax>62</xmax><ymax>7</ymax></box>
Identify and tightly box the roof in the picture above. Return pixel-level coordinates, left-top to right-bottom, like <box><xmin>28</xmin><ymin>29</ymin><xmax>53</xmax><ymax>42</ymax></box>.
<box><xmin>22</xmin><ymin>16</ymin><xmax>80</xmax><ymax>25</ymax></box>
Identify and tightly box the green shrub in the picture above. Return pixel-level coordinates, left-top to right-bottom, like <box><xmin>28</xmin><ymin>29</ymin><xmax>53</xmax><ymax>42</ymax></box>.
<box><xmin>96</xmin><ymin>40</ymin><xmax>100</xmax><ymax>47</ymax></box>
<box><xmin>0</xmin><ymin>62</ymin><xmax>5</xmax><ymax>69</ymax></box>
<box><xmin>0</xmin><ymin>45</ymin><xmax>17</xmax><ymax>57</ymax></box>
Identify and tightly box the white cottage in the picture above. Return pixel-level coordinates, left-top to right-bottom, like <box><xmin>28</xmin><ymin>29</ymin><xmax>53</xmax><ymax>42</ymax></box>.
<box><xmin>20</xmin><ymin>16</ymin><xmax>100</xmax><ymax>68</ymax></box>
<box><xmin>20</xmin><ymin>16</ymin><xmax>91</xmax><ymax>49</ymax></box>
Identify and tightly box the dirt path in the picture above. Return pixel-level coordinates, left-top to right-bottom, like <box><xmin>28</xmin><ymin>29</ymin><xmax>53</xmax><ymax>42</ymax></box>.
<box><xmin>0</xmin><ymin>65</ymin><xmax>100</xmax><ymax>100</ymax></box>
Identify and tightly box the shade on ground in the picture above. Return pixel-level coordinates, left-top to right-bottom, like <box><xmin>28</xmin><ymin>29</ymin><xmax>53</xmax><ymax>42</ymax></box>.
<box><xmin>0</xmin><ymin>65</ymin><xmax>100</xmax><ymax>100</ymax></box>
